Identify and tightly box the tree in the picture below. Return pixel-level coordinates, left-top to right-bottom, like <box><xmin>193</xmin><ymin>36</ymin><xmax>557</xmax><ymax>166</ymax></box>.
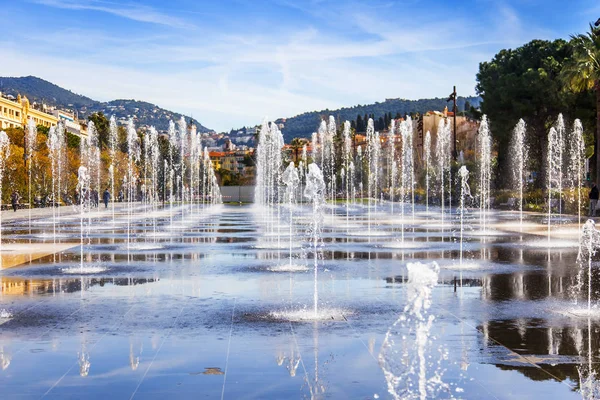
<box><xmin>88</xmin><ymin>112</ymin><xmax>110</xmax><ymax>150</ymax></box>
<box><xmin>561</xmin><ymin>24</ymin><xmax>600</xmax><ymax>180</ymax></box>
<box><xmin>476</xmin><ymin>39</ymin><xmax>573</xmax><ymax>187</ymax></box>
<box><xmin>289</xmin><ymin>137</ymin><xmax>304</xmax><ymax>163</ymax></box>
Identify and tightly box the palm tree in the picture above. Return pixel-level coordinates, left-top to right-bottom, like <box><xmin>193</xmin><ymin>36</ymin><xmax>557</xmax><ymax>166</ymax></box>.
<box><xmin>561</xmin><ymin>23</ymin><xmax>600</xmax><ymax>179</ymax></box>
<box><xmin>289</xmin><ymin>137</ymin><xmax>303</xmax><ymax>164</ymax></box>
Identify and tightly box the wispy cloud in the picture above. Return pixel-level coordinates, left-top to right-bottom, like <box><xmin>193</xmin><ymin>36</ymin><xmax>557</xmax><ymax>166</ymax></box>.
<box><xmin>2</xmin><ymin>0</ymin><xmax>591</xmax><ymax>131</ymax></box>
<box><xmin>32</xmin><ymin>0</ymin><xmax>194</xmax><ymax>28</ymax></box>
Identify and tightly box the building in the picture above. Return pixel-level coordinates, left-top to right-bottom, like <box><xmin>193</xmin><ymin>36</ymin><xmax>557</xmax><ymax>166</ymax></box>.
<box><xmin>51</xmin><ymin>109</ymin><xmax>86</xmax><ymax>137</ymax></box>
<box><xmin>0</xmin><ymin>93</ymin><xmax>58</xmax><ymax>130</ymax></box>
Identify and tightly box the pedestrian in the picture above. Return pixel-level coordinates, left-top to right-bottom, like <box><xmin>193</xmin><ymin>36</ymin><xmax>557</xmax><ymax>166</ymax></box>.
<box><xmin>103</xmin><ymin>188</ymin><xmax>110</xmax><ymax>209</ymax></box>
<box><xmin>118</xmin><ymin>190</ymin><xmax>124</xmax><ymax>202</ymax></box>
<box><xmin>92</xmin><ymin>189</ymin><xmax>99</xmax><ymax>208</ymax></box>
<box><xmin>589</xmin><ymin>183</ymin><xmax>599</xmax><ymax>217</ymax></box>
<box><xmin>10</xmin><ymin>191</ymin><xmax>19</xmax><ymax>212</ymax></box>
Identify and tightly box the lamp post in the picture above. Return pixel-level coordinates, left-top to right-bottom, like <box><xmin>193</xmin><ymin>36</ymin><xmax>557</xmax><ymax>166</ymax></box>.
<box><xmin>447</xmin><ymin>86</ymin><xmax>458</xmax><ymax>161</ymax></box>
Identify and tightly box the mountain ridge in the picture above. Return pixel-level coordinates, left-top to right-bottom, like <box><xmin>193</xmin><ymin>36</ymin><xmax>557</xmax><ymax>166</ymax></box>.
<box><xmin>0</xmin><ymin>76</ymin><xmax>212</xmax><ymax>133</ymax></box>
<box><xmin>272</xmin><ymin>96</ymin><xmax>481</xmax><ymax>142</ymax></box>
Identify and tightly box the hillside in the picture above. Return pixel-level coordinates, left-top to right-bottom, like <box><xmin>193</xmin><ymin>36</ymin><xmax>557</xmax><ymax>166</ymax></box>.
<box><xmin>0</xmin><ymin>76</ymin><xmax>212</xmax><ymax>132</ymax></box>
<box><xmin>275</xmin><ymin>96</ymin><xmax>481</xmax><ymax>141</ymax></box>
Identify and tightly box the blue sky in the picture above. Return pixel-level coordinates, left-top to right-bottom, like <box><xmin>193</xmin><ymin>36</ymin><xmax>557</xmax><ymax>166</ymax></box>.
<box><xmin>0</xmin><ymin>0</ymin><xmax>598</xmax><ymax>131</ymax></box>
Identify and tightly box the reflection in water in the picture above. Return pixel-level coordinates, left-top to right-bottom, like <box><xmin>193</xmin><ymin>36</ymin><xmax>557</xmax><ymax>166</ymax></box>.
<box><xmin>78</xmin><ymin>344</ymin><xmax>90</xmax><ymax>377</ymax></box>
<box><xmin>0</xmin><ymin>346</ymin><xmax>10</xmax><ymax>370</ymax></box>
<box><xmin>578</xmin><ymin>318</ymin><xmax>600</xmax><ymax>399</ymax></box>
<box><xmin>129</xmin><ymin>338</ymin><xmax>143</xmax><ymax>371</ymax></box>
<box><xmin>1</xmin><ymin>277</ymin><xmax>157</xmax><ymax>296</ymax></box>
<box><xmin>481</xmin><ymin>316</ymin><xmax>600</xmax><ymax>396</ymax></box>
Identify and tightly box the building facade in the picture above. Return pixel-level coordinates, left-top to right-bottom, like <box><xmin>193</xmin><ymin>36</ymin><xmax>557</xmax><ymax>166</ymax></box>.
<box><xmin>0</xmin><ymin>94</ymin><xmax>59</xmax><ymax>130</ymax></box>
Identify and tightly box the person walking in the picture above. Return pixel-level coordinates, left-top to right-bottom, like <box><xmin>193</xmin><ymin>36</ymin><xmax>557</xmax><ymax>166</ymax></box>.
<box><xmin>589</xmin><ymin>183</ymin><xmax>599</xmax><ymax>217</ymax></box>
<box><xmin>10</xmin><ymin>191</ymin><xmax>19</xmax><ymax>212</ymax></box>
<box><xmin>103</xmin><ymin>188</ymin><xmax>110</xmax><ymax>209</ymax></box>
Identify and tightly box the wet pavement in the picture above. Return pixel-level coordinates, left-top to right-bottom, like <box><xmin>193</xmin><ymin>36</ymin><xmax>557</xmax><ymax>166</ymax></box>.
<box><xmin>0</xmin><ymin>203</ymin><xmax>598</xmax><ymax>399</ymax></box>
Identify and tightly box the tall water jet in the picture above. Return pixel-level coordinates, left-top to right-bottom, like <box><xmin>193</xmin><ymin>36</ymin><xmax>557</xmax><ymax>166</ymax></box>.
<box><xmin>48</xmin><ymin>127</ymin><xmax>62</xmax><ymax>246</ymax></box>
<box><xmin>326</xmin><ymin>116</ymin><xmax>336</xmax><ymax>209</ymax></box>
<box><xmin>478</xmin><ymin>115</ymin><xmax>492</xmax><ymax>234</ymax></box>
<box><xmin>342</xmin><ymin>121</ymin><xmax>352</xmax><ymax>222</ymax></box>
<box><xmin>147</xmin><ymin>127</ymin><xmax>160</xmax><ymax>235</ymax></box>
<box><xmin>168</xmin><ymin>121</ymin><xmax>177</xmax><ymax>224</ymax></box>
<box><xmin>88</xmin><ymin>121</ymin><xmax>101</xmax><ymax>212</ymax></box>
<box><xmin>77</xmin><ymin>166</ymin><xmax>90</xmax><ymax>273</ymax></box>
<box><xmin>282</xmin><ymin>162</ymin><xmax>300</xmax><ymax>269</ymax></box>
<box><xmin>547</xmin><ymin>117</ymin><xmax>564</xmax><ymax>238</ymax></box>
<box><xmin>254</xmin><ymin>120</ymin><xmax>284</xmax><ymax>241</ymax></box>
<box><xmin>379</xmin><ymin>262</ymin><xmax>449</xmax><ymax>400</ymax></box>
<box><xmin>126</xmin><ymin>119</ymin><xmax>140</xmax><ymax>253</ymax></box>
<box><xmin>400</xmin><ymin>117</ymin><xmax>415</xmax><ymax>233</ymax></box>
<box><xmin>510</xmin><ymin>119</ymin><xmax>528</xmax><ymax>230</ymax></box>
<box><xmin>109</xmin><ymin>116</ymin><xmax>118</xmax><ymax>223</ymax></box>
<box><xmin>178</xmin><ymin>117</ymin><xmax>187</xmax><ymax>219</ymax></box>
<box><xmin>458</xmin><ymin>166</ymin><xmax>472</xmax><ymax>282</ymax></box>
<box><xmin>25</xmin><ymin>119</ymin><xmax>36</xmax><ymax>234</ymax></box>
<box><xmin>366</xmin><ymin>118</ymin><xmax>381</xmax><ymax>234</ymax></box>
<box><xmin>424</xmin><ymin>131</ymin><xmax>431</xmax><ymax>213</ymax></box>
<box><xmin>387</xmin><ymin>120</ymin><xmax>397</xmax><ymax>214</ymax></box>
<box><xmin>568</xmin><ymin>119</ymin><xmax>585</xmax><ymax>227</ymax></box>
<box><xmin>0</xmin><ymin>131</ymin><xmax>10</xmax><ymax>261</ymax></box>
<box><xmin>304</xmin><ymin>163</ymin><xmax>325</xmax><ymax>317</ymax></box>
<box><xmin>436</xmin><ymin>119</ymin><xmax>452</xmax><ymax>239</ymax></box>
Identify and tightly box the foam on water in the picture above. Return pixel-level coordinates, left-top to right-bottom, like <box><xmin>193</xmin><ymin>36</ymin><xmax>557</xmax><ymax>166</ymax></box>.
<box><xmin>267</xmin><ymin>264</ymin><xmax>310</xmax><ymax>272</ymax></box>
<box><xmin>346</xmin><ymin>230</ymin><xmax>388</xmax><ymax>237</ymax></box>
<box><xmin>126</xmin><ymin>243</ymin><xmax>164</xmax><ymax>251</ymax></box>
<box><xmin>269</xmin><ymin>307</ymin><xmax>350</xmax><ymax>322</ymax></box>
<box><xmin>61</xmin><ymin>266</ymin><xmax>108</xmax><ymax>274</ymax></box>
<box><xmin>0</xmin><ymin>309</ymin><xmax>12</xmax><ymax>318</ymax></box>
<box><xmin>523</xmin><ymin>239</ymin><xmax>579</xmax><ymax>248</ymax></box>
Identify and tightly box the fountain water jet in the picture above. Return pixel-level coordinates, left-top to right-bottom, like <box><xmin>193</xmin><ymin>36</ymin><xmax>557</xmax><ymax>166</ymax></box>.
<box><xmin>379</xmin><ymin>262</ymin><xmax>450</xmax><ymax>400</ymax></box>
<box><xmin>510</xmin><ymin>119</ymin><xmax>528</xmax><ymax>231</ymax></box>
<box><xmin>304</xmin><ymin>163</ymin><xmax>326</xmax><ymax>317</ymax></box>
<box><xmin>0</xmin><ymin>131</ymin><xmax>10</xmax><ymax>262</ymax></box>
<box><xmin>25</xmin><ymin>119</ymin><xmax>36</xmax><ymax>235</ymax></box>
<box><xmin>568</xmin><ymin>119</ymin><xmax>585</xmax><ymax>227</ymax></box>
<box><xmin>424</xmin><ymin>131</ymin><xmax>431</xmax><ymax>213</ymax></box>
<box><xmin>478</xmin><ymin>116</ymin><xmax>491</xmax><ymax>234</ymax></box>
